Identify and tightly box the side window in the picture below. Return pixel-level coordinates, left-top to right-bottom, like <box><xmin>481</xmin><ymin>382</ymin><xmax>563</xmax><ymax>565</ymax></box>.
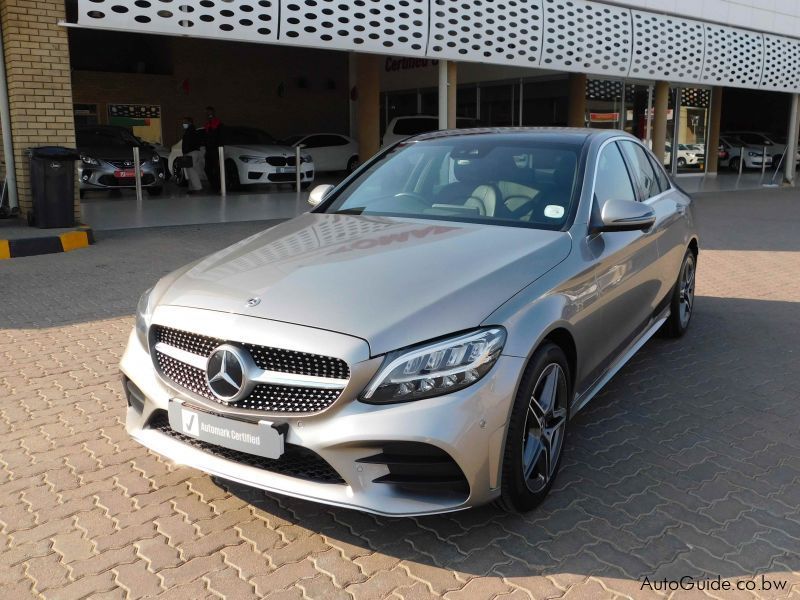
<box><xmin>619</xmin><ymin>140</ymin><xmax>661</xmax><ymax>199</ymax></box>
<box><xmin>594</xmin><ymin>143</ymin><xmax>636</xmax><ymax>205</ymax></box>
<box><xmin>647</xmin><ymin>153</ymin><xmax>670</xmax><ymax>192</ymax></box>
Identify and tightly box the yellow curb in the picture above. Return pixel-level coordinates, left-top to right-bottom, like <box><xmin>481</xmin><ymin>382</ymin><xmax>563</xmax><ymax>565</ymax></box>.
<box><xmin>59</xmin><ymin>230</ymin><xmax>91</xmax><ymax>252</ymax></box>
<box><xmin>0</xmin><ymin>239</ymin><xmax>9</xmax><ymax>260</ymax></box>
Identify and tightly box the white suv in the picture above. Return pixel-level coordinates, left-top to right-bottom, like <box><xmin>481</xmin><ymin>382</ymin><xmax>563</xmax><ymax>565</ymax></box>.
<box><xmin>382</xmin><ymin>115</ymin><xmax>478</xmax><ymax>147</ymax></box>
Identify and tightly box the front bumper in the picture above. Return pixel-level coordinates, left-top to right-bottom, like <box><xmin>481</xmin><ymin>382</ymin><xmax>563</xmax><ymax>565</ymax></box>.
<box><xmin>79</xmin><ymin>161</ymin><xmax>166</xmax><ymax>190</ymax></box>
<box><xmin>237</xmin><ymin>159</ymin><xmax>315</xmax><ymax>185</ymax></box>
<box><xmin>121</xmin><ymin>318</ymin><xmax>524</xmax><ymax>516</ymax></box>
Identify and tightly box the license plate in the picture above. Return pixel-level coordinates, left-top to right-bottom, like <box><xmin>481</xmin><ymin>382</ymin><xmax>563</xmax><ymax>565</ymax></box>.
<box><xmin>167</xmin><ymin>401</ymin><xmax>284</xmax><ymax>459</ymax></box>
<box><xmin>276</xmin><ymin>166</ymin><xmax>296</xmax><ymax>174</ymax></box>
<box><xmin>114</xmin><ymin>169</ymin><xmax>138</xmax><ymax>178</ymax></box>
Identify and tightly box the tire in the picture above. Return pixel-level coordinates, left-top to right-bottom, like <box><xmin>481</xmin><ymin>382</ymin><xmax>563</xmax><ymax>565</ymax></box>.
<box><xmin>497</xmin><ymin>342</ymin><xmax>571</xmax><ymax>513</ymax></box>
<box><xmin>347</xmin><ymin>156</ymin><xmax>359</xmax><ymax>173</ymax></box>
<box><xmin>677</xmin><ymin>157</ymin><xmax>687</xmax><ymax>168</ymax></box>
<box><xmin>147</xmin><ymin>186</ymin><xmax>163</xmax><ymax>197</ymax></box>
<box><xmin>161</xmin><ymin>158</ymin><xmax>171</xmax><ymax>181</ymax></box>
<box><xmin>662</xmin><ymin>248</ymin><xmax>697</xmax><ymax>338</ymax></box>
<box><xmin>172</xmin><ymin>162</ymin><xmax>187</xmax><ymax>187</ymax></box>
<box><xmin>729</xmin><ymin>157</ymin><xmax>741</xmax><ymax>172</ymax></box>
<box><xmin>225</xmin><ymin>159</ymin><xmax>241</xmax><ymax>191</ymax></box>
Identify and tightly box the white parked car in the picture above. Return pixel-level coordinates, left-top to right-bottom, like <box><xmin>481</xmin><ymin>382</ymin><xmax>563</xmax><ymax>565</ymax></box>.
<box><xmin>168</xmin><ymin>126</ymin><xmax>315</xmax><ymax>190</ymax></box>
<box><xmin>723</xmin><ymin>131</ymin><xmax>799</xmax><ymax>167</ymax></box>
<box><xmin>664</xmin><ymin>143</ymin><xmax>704</xmax><ymax>168</ymax></box>
<box><xmin>283</xmin><ymin>134</ymin><xmax>359</xmax><ymax>172</ymax></box>
<box><xmin>718</xmin><ymin>135</ymin><xmax>772</xmax><ymax>171</ymax></box>
<box><xmin>382</xmin><ymin>115</ymin><xmax>479</xmax><ymax>147</ymax></box>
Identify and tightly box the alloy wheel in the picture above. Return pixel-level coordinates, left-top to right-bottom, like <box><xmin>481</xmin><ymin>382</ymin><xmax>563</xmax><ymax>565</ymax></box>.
<box><xmin>522</xmin><ymin>363</ymin><xmax>568</xmax><ymax>494</ymax></box>
<box><xmin>679</xmin><ymin>256</ymin><xmax>695</xmax><ymax>327</ymax></box>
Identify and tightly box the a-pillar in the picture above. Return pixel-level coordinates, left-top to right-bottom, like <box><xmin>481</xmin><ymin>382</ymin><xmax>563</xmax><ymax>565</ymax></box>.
<box><xmin>706</xmin><ymin>86</ymin><xmax>723</xmax><ymax>174</ymax></box>
<box><xmin>355</xmin><ymin>53</ymin><xmax>380</xmax><ymax>164</ymax></box>
<box><xmin>447</xmin><ymin>61</ymin><xmax>457</xmax><ymax>129</ymax></box>
<box><xmin>567</xmin><ymin>73</ymin><xmax>586</xmax><ymax>128</ymax></box>
<box><xmin>0</xmin><ymin>0</ymin><xmax>77</xmax><ymax>222</ymax></box>
<box><xmin>652</xmin><ymin>81</ymin><xmax>670</xmax><ymax>168</ymax></box>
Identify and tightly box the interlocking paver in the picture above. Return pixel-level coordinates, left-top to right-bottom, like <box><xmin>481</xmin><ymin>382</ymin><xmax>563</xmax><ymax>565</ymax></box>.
<box><xmin>2</xmin><ymin>191</ymin><xmax>800</xmax><ymax>598</ymax></box>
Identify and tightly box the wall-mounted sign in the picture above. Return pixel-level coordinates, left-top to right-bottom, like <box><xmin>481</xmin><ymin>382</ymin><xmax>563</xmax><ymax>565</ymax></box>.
<box><xmin>108</xmin><ymin>104</ymin><xmax>163</xmax><ymax>144</ymax></box>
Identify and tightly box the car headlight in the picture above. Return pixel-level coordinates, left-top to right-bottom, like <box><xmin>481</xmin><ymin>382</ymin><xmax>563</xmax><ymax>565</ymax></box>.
<box><xmin>361</xmin><ymin>327</ymin><xmax>506</xmax><ymax>404</ymax></box>
<box><xmin>301</xmin><ymin>154</ymin><xmax>313</xmax><ymax>164</ymax></box>
<box><xmin>239</xmin><ymin>155</ymin><xmax>267</xmax><ymax>164</ymax></box>
<box><xmin>151</xmin><ymin>153</ymin><xmax>161</xmax><ymax>164</ymax></box>
<box><xmin>748</xmin><ymin>151</ymin><xmax>761</xmax><ymax>157</ymax></box>
<box><xmin>135</xmin><ymin>287</ymin><xmax>154</xmax><ymax>353</ymax></box>
<box><xmin>81</xmin><ymin>154</ymin><xmax>99</xmax><ymax>166</ymax></box>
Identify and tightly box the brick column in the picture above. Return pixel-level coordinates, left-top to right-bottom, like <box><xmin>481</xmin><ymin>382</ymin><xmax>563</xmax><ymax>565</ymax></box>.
<box><xmin>355</xmin><ymin>53</ymin><xmax>379</xmax><ymax>163</ymax></box>
<box><xmin>0</xmin><ymin>0</ymin><xmax>77</xmax><ymax>222</ymax></box>
<box><xmin>706</xmin><ymin>86</ymin><xmax>722</xmax><ymax>174</ymax></box>
<box><xmin>652</xmin><ymin>81</ymin><xmax>670</xmax><ymax>168</ymax></box>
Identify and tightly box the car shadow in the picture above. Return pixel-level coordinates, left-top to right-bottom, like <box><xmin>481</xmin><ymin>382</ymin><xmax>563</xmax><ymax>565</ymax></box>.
<box><xmin>215</xmin><ymin>294</ymin><xmax>800</xmax><ymax>585</ymax></box>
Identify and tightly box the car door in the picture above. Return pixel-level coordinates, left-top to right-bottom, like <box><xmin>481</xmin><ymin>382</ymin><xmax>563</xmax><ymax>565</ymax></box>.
<box><xmin>585</xmin><ymin>141</ymin><xmax>662</xmax><ymax>377</ymax></box>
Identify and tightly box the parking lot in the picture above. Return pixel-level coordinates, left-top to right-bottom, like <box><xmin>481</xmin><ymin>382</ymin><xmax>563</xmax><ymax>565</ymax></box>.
<box><xmin>1</xmin><ymin>188</ymin><xmax>800</xmax><ymax>599</ymax></box>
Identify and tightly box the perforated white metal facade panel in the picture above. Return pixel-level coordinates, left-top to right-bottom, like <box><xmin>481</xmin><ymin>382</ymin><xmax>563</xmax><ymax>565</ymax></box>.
<box><xmin>539</xmin><ymin>0</ymin><xmax>632</xmax><ymax>77</ymax></box>
<box><xmin>760</xmin><ymin>34</ymin><xmax>800</xmax><ymax>91</ymax></box>
<box><xmin>76</xmin><ymin>0</ymin><xmax>279</xmax><ymax>43</ymax></box>
<box><xmin>701</xmin><ymin>24</ymin><xmax>764</xmax><ymax>88</ymax></box>
<box><xmin>427</xmin><ymin>0</ymin><xmax>545</xmax><ymax>67</ymax></box>
<box><xmin>72</xmin><ymin>0</ymin><xmax>800</xmax><ymax>93</ymax></box>
<box><xmin>279</xmin><ymin>0</ymin><xmax>428</xmax><ymax>56</ymax></box>
<box><xmin>629</xmin><ymin>11</ymin><xmax>704</xmax><ymax>82</ymax></box>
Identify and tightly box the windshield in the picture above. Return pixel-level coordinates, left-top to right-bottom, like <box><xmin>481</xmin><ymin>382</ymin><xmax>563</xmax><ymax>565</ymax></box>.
<box><xmin>77</xmin><ymin>128</ymin><xmax>140</xmax><ymax>148</ymax></box>
<box><xmin>281</xmin><ymin>135</ymin><xmax>303</xmax><ymax>146</ymax></box>
<box><xmin>322</xmin><ymin>135</ymin><xmax>582</xmax><ymax>230</ymax></box>
<box><xmin>223</xmin><ymin>127</ymin><xmax>276</xmax><ymax>145</ymax></box>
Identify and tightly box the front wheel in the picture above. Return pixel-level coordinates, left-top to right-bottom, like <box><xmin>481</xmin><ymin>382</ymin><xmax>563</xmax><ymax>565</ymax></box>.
<box><xmin>347</xmin><ymin>156</ymin><xmax>359</xmax><ymax>172</ymax></box>
<box><xmin>225</xmin><ymin>159</ymin><xmax>241</xmax><ymax>191</ymax></box>
<box><xmin>677</xmin><ymin>157</ymin><xmax>687</xmax><ymax>168</ymax></box>
<box><xmin>729</xmin><ymin>157</ymin><xmax>741</xmax><ymax>172</ymax></box>
<box><xmin>497</xmin><ymin>342</ymin><xmax>571</xmax><ymax>513</ymax></box>
<box><xmin>662</xmin><ymin>249</ymin><xmax>696</xmax><ymax>338</ymax></box>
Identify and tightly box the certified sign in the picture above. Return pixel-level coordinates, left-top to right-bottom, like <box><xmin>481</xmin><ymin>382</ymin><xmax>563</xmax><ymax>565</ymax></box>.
<box><xmin>168</xmin><ymin>401</ymin><xmax>284</xmax><ymax>459</ymax></box>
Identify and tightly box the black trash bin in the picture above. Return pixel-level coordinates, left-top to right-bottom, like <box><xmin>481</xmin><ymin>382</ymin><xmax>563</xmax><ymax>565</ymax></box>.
<box><xmin>28</xmin><ymin>146</ymin><xmax>80</xmax><ymax>228</ymax></box>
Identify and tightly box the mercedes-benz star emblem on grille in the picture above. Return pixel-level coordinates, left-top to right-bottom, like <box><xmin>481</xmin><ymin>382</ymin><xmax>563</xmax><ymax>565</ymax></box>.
<box><xmin>206</xmin><ymin>345</ymin><xmax>250</xmax><ymax>403</ymax></box>
<box><xmin>246</xmin><ymin>297</ymin><xmax>261</xmax><ymax>308</ymax></box>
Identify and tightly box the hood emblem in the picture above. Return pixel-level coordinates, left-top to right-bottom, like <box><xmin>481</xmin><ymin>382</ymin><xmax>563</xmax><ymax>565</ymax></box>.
<box><xmin>206</xmin><ymin>345</ymin><xmax>249</xmax><ymax>403</ymax></box>
<box><xmin>246</xmin><ymin>297</ymin><xmax>261</xmax><ymax>308</ymax></box>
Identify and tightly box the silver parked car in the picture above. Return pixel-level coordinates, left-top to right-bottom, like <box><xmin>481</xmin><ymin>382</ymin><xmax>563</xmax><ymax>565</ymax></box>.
<box><xmin>122</xmin><ymin>129</ymin><xmax>698</xmax><ymax>516</ymax></box>
<box><xmin>77</xmin><ymin>126</ymin><xmax>166</xmax><ymax>197</ymax></box>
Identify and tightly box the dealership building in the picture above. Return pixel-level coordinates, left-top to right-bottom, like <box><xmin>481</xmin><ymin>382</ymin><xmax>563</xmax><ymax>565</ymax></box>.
<box><xmin>2</xmin><ymin>0</ymin><xmax>800</xmax><ymax>223</ymax></box>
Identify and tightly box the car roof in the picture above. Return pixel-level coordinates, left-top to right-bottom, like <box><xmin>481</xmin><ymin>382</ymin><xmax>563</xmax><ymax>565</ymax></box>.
<box><xmin>408</xmin><ymin>126</ymin><xmax>629</xmax><ymax>144</ymax></box>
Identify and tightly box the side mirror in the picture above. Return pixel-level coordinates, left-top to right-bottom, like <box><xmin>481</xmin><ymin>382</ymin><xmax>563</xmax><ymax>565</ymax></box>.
<box><xmin>308</xmin><ymin>184</ymin><xmax>334</xmax><ymax>207</ymax></box>
<box><xmin>594</xmin><ymin>199</ymin><xmax>656</xmax><ymax>233</ymax></box>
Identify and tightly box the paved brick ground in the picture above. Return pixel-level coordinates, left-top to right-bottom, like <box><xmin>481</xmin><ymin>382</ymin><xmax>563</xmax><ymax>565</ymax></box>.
<box><xmin>2</xmin><ymin>189</ymin><xmax>800</xmax><ymax>599</ymax></box>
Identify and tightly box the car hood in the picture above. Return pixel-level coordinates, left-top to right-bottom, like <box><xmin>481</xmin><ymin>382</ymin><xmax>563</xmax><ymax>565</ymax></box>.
<box><xmin>225</xmin><ymin>143</ymin><xmax>296</xmax><ymax>157</ymax></box>
<box><xmin>79</xmin><ymin>145</ymin><xmax>156</xmax><ymax>161</ymax></box>
<box><xmin>158</xmin><ymin>213</ymin><xmax>572</xmax><ymax>356</ymax></box>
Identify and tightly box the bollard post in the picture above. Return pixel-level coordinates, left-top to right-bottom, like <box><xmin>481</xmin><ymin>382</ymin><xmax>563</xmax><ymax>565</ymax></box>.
<box><xmin>133</xmin><ymin>146</ymin><xmax>143</xmax><ymax>204</ymax></box>
<box><xmin>295</xmin><ymin>144</ymin><xmax>302</xmax><ymax>203</ymax></box>
<box><xmin>739</xmin><ymin>147</ymin><xmax>744</xmax><ymax>176</ymax></box>
<box><xmin>761</xmin><ymin>146</ymin><xmax>767</xmax><ymax>179</ymax></box>
<box><xmin>218</xmin><ymin>146</ymin><xmax>226</xmax><ymax>198</ymax></box>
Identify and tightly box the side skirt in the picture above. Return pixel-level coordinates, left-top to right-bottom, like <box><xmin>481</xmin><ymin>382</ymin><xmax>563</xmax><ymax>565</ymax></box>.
<box><xmin>570</xmin><ymin>306</ymin><xmax>670</xmax><ymax>416</ymax></box>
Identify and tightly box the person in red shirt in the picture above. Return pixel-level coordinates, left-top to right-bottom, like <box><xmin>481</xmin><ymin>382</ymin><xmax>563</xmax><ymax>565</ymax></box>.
<box><xmin>204</xmin><ymin>106</ymin><xmax>223</xmax><ymax>192</ymax></box>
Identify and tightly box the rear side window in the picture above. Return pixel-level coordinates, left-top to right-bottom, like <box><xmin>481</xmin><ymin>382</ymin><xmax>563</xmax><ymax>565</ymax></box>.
<box><xmin>619</xmin><ymin>140</ymin><xmax>661</xmax><ymax>199</ymax></box>
<box><xmin>394</xmin><ymin>118</ymin><xmax>437</xmax><ymax>136</ymax></box>
<box><xmin>594</xmin><ymin>143</ymin><xmax>636</xmax><ymax>204</ymax></box>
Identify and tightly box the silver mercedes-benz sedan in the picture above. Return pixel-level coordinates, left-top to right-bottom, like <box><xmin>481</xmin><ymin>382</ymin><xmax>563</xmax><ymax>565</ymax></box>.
<box><xmin>122</xmin><ymin>128</ymin><xmax>698</xmax><ymax>516</ymax></box>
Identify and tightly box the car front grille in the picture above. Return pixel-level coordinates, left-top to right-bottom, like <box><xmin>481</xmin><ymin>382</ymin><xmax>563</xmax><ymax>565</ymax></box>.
<box><xmin>151</xmin><ymin>325</ymin><xmax>350</xmax><ymax>414</ymax></box>
<box><xmin>266</xmin><ymin>156</ymin><xmax>297</xmax><ymax>167</ymax></box>
<box><xmin>147</xmin><ymin>411</ymin><xmax>345</xmax><ymax>484</ymax></box>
